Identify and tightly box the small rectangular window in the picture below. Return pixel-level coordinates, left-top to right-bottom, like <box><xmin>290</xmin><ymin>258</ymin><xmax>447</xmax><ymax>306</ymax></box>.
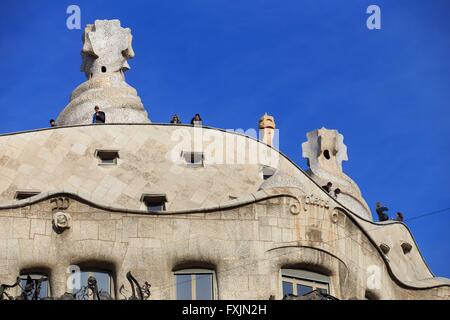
<box><xmin>95</xmin><ymin>150</ymin><xmax>119</xmax><ymax>165</ymax></box>
<box><xmin>182</xmin><ymin>151</ymin><xmax>204</xmax><ymax>167</ymax></box>
<box><xmin>141</xmin><ymin>194</ymin><xmax>168</xmax><ymax>212</ymax></box>
<box><xmin>15</xmin><ymin>190</ymin><xmax>41</xmax><ymax>200</ymax></box>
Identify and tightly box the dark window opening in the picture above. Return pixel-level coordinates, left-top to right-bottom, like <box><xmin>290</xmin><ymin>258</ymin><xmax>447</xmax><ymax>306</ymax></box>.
<box><xmin>323</xmin><ymin>150</ymin><xmax>331</xmax><ymax>160</ymax></box>
<box><xmin>182</xmin><ymin>151</ymin><xmax>204</xmax><ymax>167</ymax></box>
<box><xmin>262</xmin><ymin>166</ymin><xmax>276</xmax><ymax>180</ymax></box>
<box><xmin>101</xmin><ymin>66</ymin><xmax>107</xmax><ymax>73</ymax></box>
<box><xmin>95</xmin><ymin>150</ymin><xmax>119</xmax><ymax>165</ymax></box>
<box><xmin>15</xmin><ymin>191</ymin><xmax>41</xmax><ymax>200</ymax></box>
<box><xmin>401</xmin><ymin>242</ymin><xmax>413</xmax><ymax>254</ymax></box>
<box><xmin>141</xmin><ymin>194</ymin><xmax>168</xmax><ymax>212</ymax></box>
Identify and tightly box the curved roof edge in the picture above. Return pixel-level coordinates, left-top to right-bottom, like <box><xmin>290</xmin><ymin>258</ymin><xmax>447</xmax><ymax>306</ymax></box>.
<box><xmin>1</xmin><ymin>189</ymin><xmax>449</xmax><ymax>291</ymax></box>
<box><xmin>0</xmin><ymin>123</ymin><xmax>441</xmax><ymax>281</ymax></box>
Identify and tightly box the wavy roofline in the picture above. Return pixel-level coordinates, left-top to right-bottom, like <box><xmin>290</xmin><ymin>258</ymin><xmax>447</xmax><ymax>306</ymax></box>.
<box><xmin>0</xmin><ymin>123</ymin><xmax>444</xmax><ymax>286</ymax></box>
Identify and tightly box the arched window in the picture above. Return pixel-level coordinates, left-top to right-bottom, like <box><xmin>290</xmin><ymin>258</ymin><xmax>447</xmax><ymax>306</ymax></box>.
<box><xmin>74</xmin><ymin>270</ymin><xmax>114</xmax><ymax>300</ymax></box>
<box><xmin>281</xmin><ymin>269</ymin><xmax>330</xmax><ymax>297</ymax></box>
<box><xmin>19</xmin><ymin>273</ymin><xmax>50</xmax><ymax>300</ymax></box>
<box><xmin>174</xmin><ymin>269</ymin><xmax>216</xmax><ymax>300</ymax></box>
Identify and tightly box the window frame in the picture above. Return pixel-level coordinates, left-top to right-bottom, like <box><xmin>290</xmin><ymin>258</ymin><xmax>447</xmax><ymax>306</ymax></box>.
<box><xmin>15</xmin><ymin>190</ymin><xmax>41</xmax><ymax>200</ymax></box>
<box><xmin>77</xmin><ymin>269</ymin><xmax>114</xmax><ymax>299</ymax></box>
<box><xmin>17</xmin><ymin>272</ymin><xmax>50</xmax><ymax>299</ymax></box>
<box><xmin>174</xmin><ymin>268</ymin><xmax>216</xmax><ymax>300</ymax></box>
<box><xmin>281</xmin><ymin>269</ymin><xmax>330</xmax><ymax>297</ymax></box>
<box><xmin>95</xmin><ymin>149</ymin><xmax>120</xmax><ymax>166</ymax></box>
<box><xmin>141</xmin><ymin>193</ymin><xmax>168</xmax><ymax>212</ymax></box>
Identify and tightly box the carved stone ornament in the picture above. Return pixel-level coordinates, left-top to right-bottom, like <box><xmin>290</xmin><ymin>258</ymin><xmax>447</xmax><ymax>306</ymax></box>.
<box><xmin>56</xmin><ymin>19</ymin><xmax>150</xmax><ymax>125</ymax></box>
<box><xmin>50</xmin><ymin>197</ymin><xmax>70</xmax><ymax>211</ymax></box>
<box><xmin>290</xmin><ymin>202</ymin><xmax>301</xmax><ymax>215</ymax></box>
<box><xmin>331</xmin><ymin>210</ymin><xmax>340</xmax><ymax>224</ymax></box>
<box><xmin>53</xmin><ymin>211</ymin><xmax>72</xmax><ymax>231</ymax></box>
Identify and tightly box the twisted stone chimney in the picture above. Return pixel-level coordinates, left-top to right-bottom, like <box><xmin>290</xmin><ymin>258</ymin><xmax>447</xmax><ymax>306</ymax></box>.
<box><xmin>57</xmin><ymin>19</ymin><xmax>150</xmax><ymax>125</ymax></box>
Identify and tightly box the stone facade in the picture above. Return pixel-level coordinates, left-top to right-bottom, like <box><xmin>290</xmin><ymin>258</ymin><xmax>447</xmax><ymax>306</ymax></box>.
<box><xmin>0</xmin><ymin>124</ymin><xmax>449</xmax><ymax>300</ymax></box>
<box><xmin>1</xmin><ymin>19</ymin><xmax>449</xmax><ymax>300</ymax></box>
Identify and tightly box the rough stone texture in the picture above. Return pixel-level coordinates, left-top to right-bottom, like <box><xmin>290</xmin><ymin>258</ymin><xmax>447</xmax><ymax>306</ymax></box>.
<box><xmin>56</xmin><ymin>20</ymin><xmax>150</xmax><ymax>125</ymax></box>
<box><xmin>0</xmin><ymin>188</ymin><xmax>448</xmax><ymax>300</ymax></box>
<box><xmin>0</xmin><ymin>125</ymin><xmax>289</xmax><ymax>211</ymax></box>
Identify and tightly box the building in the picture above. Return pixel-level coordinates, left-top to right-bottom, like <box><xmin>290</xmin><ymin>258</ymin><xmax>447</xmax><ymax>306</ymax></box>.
<box><xmin>0</xmin><ymin>19</ymin><xmax>449</xmax><ymax>300</ymax></box>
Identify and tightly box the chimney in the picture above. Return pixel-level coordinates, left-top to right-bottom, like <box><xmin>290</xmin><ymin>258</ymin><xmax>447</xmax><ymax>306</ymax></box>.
<box><xmin>258</xmin><ymin>113</ymin><xmax>276</xmax><ymax>147</ymax></box>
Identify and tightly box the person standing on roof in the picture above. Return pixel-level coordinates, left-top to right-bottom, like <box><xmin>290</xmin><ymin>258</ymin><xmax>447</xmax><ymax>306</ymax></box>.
<box><xmin>170</xmin><ymin>114</ymin><xmax>181</xmax><ymax>124</ymax></box>
<box><xmin>92</xmin><ymin>106</ymin><xmax>106</xmax><ymax>124</ymax></box>
<box><xmin>190</xmin><ymin>113</ymin><xmax>203</xmax><ymax>126</ymax></box>
<box><xmin>375</xmin><ymin>202</ymin><xmax>389</xmax><ymax>222</ymax></box>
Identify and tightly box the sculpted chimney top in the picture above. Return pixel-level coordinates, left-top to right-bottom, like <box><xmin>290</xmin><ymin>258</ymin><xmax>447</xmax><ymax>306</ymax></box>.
<box><xmin>56</xmin><ymin>19</ymin><xmax>150</xmax><ymax>125</ymax></box>
<box><xmin>81</xmin><ymin>19</ymin><xmax>135</xmax><ymax>80</ymax></box>
<box><xmin>259</xmin><ymin>113</ymin><xmax>276</xmax><ymax>147</ymax></box>
<box><xmin>302</xmin><ymin>127</ymin><xmax>372</xmax><ymax>220</ymax></box>
<box><xmin>302</xmin><ymin>127</ymin><xmax>348</xmax><ymax>174</ymax></box>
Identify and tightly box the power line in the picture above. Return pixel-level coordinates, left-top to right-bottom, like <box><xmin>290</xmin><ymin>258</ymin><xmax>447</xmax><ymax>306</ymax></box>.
<box><xmin>404</xmin><ymin>207</ymin><xmax>450</xmax><ymax>222</ymax></box>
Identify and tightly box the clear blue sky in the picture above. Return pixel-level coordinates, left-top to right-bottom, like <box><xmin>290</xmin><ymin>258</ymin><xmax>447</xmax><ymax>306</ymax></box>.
<box><xmin>0</xmin><ymin>0</ymin><xmax>449</xmax><ymax>278</ymax></box>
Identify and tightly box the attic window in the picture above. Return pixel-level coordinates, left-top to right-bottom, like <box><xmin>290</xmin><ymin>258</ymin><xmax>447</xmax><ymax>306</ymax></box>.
<box><xmin>95</xmin><ymin>150</ymin><xmax>119</xmax><ymax>165</ymax></box>
<box><xmin>15</xmin><ymin>190</ymin><xmax>41</xmax><ymax>200</ymax></box>
<box><xmin>182</xmin><ymin>151</ymin><xmax>204</xmax><ymax>167</ymax></box>
<box><xmin>401</xmin><ymin>242</ymin><xmax>413</xmax><ymax>254</ymax></box>
<box><xmin>261</xmin><ymin>166</ymin><xmax>276</xmax><ymax>180</ymax></box>
<box><xmin>141</xmin><ymin>194</ymin><xmax>168</xmax><ymax>212</ymax></box>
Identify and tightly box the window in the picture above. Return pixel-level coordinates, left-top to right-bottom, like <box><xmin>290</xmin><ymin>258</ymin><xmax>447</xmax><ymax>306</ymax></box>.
<box><xmin>174</xmin><ymin>269</ymin><xmax>215</xmax><ymax>300</ymax></box>
<box><xmin>74</xmin><ymin>270</ymin><xmax>113</xmax><ymax>300</ymax></box>
<box><xmin>95</xmin><ymin>150</ymin><xmax>119</xmax><ymax>165</ymax></box>
<box><xmin>281</xmin><ymin>269</ymin><xmax>330</xmax><ymax>297</ymax></box>
<box><xmin>19</xmin><ymin>273</ymin><xmax>50</xmax><ymax>300</ymax></box>
<box><xmin>261</xmin><ymin>166</ymin><xmax>276</xmax><ymax>180</ymax></box>
<box><xmin>141</xmin><ymin>194</ymin><xmax>168</xmax><ymax>212</ymax></box>
<box><xmin>182</xmin><ymin>151</ymin><xmax>204</xmax><ymax>167</ymax></box>
<box><xmin>15</xmin><ymin>190</ymin><xmax>41</xmax><ymax>200</ymax></box>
